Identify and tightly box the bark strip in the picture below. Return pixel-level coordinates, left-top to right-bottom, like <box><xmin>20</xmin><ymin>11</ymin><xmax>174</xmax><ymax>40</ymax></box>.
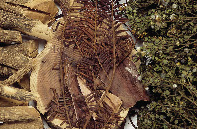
<box><xmin>0</xmin><ymin>29</ymin><xmax>22</xmax><ymax>44</ymax></box>
<box><xmin>0</xmin><ymin>84</ymin><xmax>34</xmax><ymax>101</ymax></box>
<box><xmin>0</xmin><ymin>9</ymin><xmax>52</xmax><ymax>41</ymax></box>
<box><xmin>0</xmin><ymin>106</ymin><xmax>43</xmax><ymax>129</ymax></box>
<box><xmin>0</xmin><ymin>47</ymin><xmax>30</xmax><ymax>70</ymax></box>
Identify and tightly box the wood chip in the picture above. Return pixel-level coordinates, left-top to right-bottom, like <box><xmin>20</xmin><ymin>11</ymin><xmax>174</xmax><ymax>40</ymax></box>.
<box><xmin>0</xmin><ymin>9</ymin><xmax>52</xmax><ymax>41</ymax></box>
<box><xmin>2</xmin><ymin>0</ymin><xmax>58</xmax><ymax>24</ymax></box>
<box><xmin>0</xmin><ymin>96</ymin><xmax>28</xmax><ymax>107</ymax></box>
<box><xmin>0</xmin><ymin>106</ymin><xmax>43</xmax><ymax>129</ymax></box>
<box><xmin>0</xmin><ymin>29</ymin><xmax>22</xmax><ymax>44</ymax></box>
<box><xmin>0</xmin><ymin>46</ymin><xmax>30</xmax><ymax>70</ymax></box>
<box><xmin>0</xmin><ymin>84</ymin><xmax>35</xmax><ymax>101</ymax></box>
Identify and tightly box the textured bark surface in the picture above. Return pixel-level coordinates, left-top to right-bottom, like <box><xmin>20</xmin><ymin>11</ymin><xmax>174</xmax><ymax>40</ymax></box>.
<box><xmin>0</xmin><ymin>29</ymin><xmax>22</xmax><ymax>44</ymax></box>
<box><xmin>0</xmin><ymin>65</ymin><xmax>16</xmax><ymax>78</ymax></box>
<box><xmin>0</xmin><ymin>96</ymin><xmax>28</xmax><ymax>107</ymax></box>
<box><xmin>2</xmin><ymin>0</ymin><xmax>58</xmax><ymax>24</ymax></box>
<box><xmin>0</xmin><ymin>9</ymin><xmax>52</xmax><ymax>41</ymax></box>
<box><xmin>0</xmin><ymin>47</ymin><xmax>30</xmax><ymax>70</ymax></box>
<box><xmin>0</xmin><ymin>84</ymin><xmax>34</xmax><ymax>101</ymax></box>
<box><xmin>0</xmin><ymin>0</ymin><xmax>149</xmax><ymax>128</ymax></box>
<box><xmin>0</xmin><ymin>106</ymin><xmax>43</xmax><ymax>129</ymax></box>
<box><xmin>30</xmin><ymin>29</ymin><xmax>62</xmax><ymax>113</ymax></box>
<box><xmin>2</xmin><ymin>39</ymin><xmax>39</xmax><ymax>58</ymax></box>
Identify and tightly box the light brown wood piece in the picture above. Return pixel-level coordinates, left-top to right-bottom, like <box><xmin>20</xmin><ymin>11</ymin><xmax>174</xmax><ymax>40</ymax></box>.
<box><xmin>0</xmin><ymin>9</ymin><xmax>52</xmax><ymax>41</ymax></box>
<box><xmin>30</xmin><ymin>34</ymin><xmax>62</xmax><ymax>114</ymax></box>
<box><xmin>0</xmin><ymin>83</ymin><xmax>35</xmax><ymax>101</ymax></box>
<box><xmin>1</xmin><ymin>58</ymin><xmax>33</xmax><ymax>85</ymax></box>
<box><xmin>0</xmin><ymin>96</ymin><xmax>28</xmax><ymax>107</ymax></box>
<box><xmin>20</xmin><ymin>40</ymin><xmax>39</xmax><ymax>58</ymax></box>
<box><xmin>4</xmin><ymin>39</ymin><xmax>39</xmax><ymax>58</ymax></box>
<box><xmin>0</xmin><ymin>65</ymin><xmax>16</xmax><ymax>77</ymax></box>
<box><xmin>0</xmin><ymin>47</ymin><xmax>30</xmax><ymax>70</ymax></box>
<box><xmin>0</xmin><ymin>106</ymin><xmax>43</xmax><ymax>129</ymax></box>
<box><xmin>0</xmin><ymin>1</ymin><xmax>24</xmax><ymax>16</ymax></box>
<box><xmin>3</xmin><ymin>0</ymin><xmax>58</xmax><ymax>24</ymax></box>
<box><xmin>0</xmin><ymin>29</ymin><xmax>22</xmax><ymax>44</ymax></box>
<box><xmin>18</xmin><ymin>74</ymin><xmax>30</xmax><ymax>91</ymax></box>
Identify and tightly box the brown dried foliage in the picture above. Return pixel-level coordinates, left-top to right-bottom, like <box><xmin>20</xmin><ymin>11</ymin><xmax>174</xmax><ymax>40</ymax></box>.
<box><xmin>46</xmin><ymin>0</ymin><xmax>148</xmax><ymax>128</ymax></box>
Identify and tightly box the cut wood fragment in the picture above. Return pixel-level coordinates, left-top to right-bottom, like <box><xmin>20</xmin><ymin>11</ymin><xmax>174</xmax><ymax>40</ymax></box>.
<box><xmin>0</xmin><ymin>1</ymin><xmax>24</xmax><ymax>16</ymax></box>
<box><xmin>0</xmin><ymin>29</ymin><xmax>22</xmax><ymax>44</ymax></box>
<box><xmin>3</xmin><ymin>0</ymin><xmax>58</xmax><ymax>24</ymax></box>
<box><xmin>30</xmin><ymin>39</ymin><xmax>62</xmax><ymax>113</ymax></box>
<box><xmin>0</xmin><ymin>96</ymin><xmax>28</xmax><ymax>107</ymax></box>
<box><xmin>16</xmin><ymin>39</ymin><xmax>39</xmax><ymax>58</ymax></box>
<box><xmin>5</xmin><ymin>39</ymin><xmax>39</xmax><ymax>58</ymax></box>
<box><xmin>0</xmin><ymin>46</ymin><xmax>30</xmax><ymax>70</ymax></box>
<box><xmin>0</xmin><ymin>65</ymin><xmax>16</xmax><ymax>78</ymax></box>
<box><xmin>0</xmin><ymin>84</ymin><xmax>35</xmax><ymax>101</ymax></box>
<box><xmin>0</xmin><ymin>10</ymin><xmax>52</xmax><ymax>41</ymax></box>
<box><xmin>99</xmin><ymin>57</ymin><xmax>149</xmax><ymax>109</ymax></box>
<box><xmin>0</xmin><ymin>106</ymin><xmax>43</xmax><ymax>129</ymax></box>
<box><xmin>18</xmin><ymin>74</ymin><xmax>30</xmax><ymax>91</ymax></box>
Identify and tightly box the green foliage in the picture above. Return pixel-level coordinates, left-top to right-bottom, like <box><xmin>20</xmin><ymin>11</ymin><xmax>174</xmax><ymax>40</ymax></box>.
<box><xmin>125</xmin><ymin>0</ymin><xmax>197</xmax><ymax>128</ymax></box>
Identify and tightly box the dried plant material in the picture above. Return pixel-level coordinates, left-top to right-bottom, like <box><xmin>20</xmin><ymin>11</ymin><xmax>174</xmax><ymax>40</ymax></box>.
<box><xmin>0</xmin><ymin>10</ymin><xmax>52</xmax><ymax>41</ymax></box>
<box><xmin>0</xmin><ymin>1</ymin><xmax>24</xmax><ymax>16</ymax></box>
<box><xmin>0</xmin><ymin>46</ymin><xmax>30</xmax><ymax>69</ymax></box>
<box><xmin>0</xmin><ymin>29</ymin><xmax>22</xmax><ymax>44</ymax></box>
<box><xmin>0</xmin><ymin>84</ymin><xmax>34</xmax><ymax>101</ymax></box>
<box><xmin>6</xmin><ymin>39</ymin><xmax>39</xmax><ymax>58</ymax></box>
<box><xmin>0</xmin><ymin>65</ymin><xmax>16</xmax><ymax>79</ymax></box>
<box><xmin>0</xmin><ymin>96</ymin><xmax>28</xmax><ymax>107</ymax></box>
<box><xmin>2</xmin><ymin>0</ymin><xmax>58</xmax><ymax>24</ymax></box>
<box><xmin>0</xmin><ymin>0</ymin><xmax>149</xmax><ymax>128</ymax></box>
<box><xmin>99</xmin><ymin>57</ymin><xmax>149</xmax><ymax>108</ymax></box>
<box><xmin>4</xmin><ymin>0</ymin><xmax>58</xmax><ymax>17</ymax></box>
<box><xmin>30</xmin><ymin>35</ymin><xmax>62</xmax><ymax>113</ymax></box>
<box><xmin>18</xmin><ymin>74</ymin><xmax>30</xmax><ymax>91</ymax></box>
<box><xmin>42</xmin><ymin>0</ymin><xmax>149</xmax><ymax>128</ymax></box>
<box><xmin>0</xmin><ymin>106</ymin><xmax>43</xmax><ymax>129</ymax></box>
<box><xmin>23</xmin><ymin>10</ymin><xmax>54</xmax><ymax>24</ymax></box>
<box><xmin>103</xmin><ymin>93</ymin><xmax>122</xmax><ymax>113</ymax></box>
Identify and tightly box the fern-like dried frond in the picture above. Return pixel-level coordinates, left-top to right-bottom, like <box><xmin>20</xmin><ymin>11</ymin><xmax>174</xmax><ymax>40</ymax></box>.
<box><xmin>46</xmin><ymin>0</ymin><xmax>148</xmax><ymax>128</ymax></box>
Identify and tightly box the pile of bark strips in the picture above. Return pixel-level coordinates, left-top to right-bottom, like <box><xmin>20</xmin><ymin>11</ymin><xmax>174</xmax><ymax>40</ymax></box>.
<box><xmin>0</xmin><ymin>0</ymin><xmax>149</xmax><ymax>129</ymax></box>
<box><xmin>0</xmin><ymin>0</ymin><xmax>57</xmax><ymax>128</ymax></box>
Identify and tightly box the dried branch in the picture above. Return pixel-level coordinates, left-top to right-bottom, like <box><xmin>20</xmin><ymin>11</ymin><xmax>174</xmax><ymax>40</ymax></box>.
<box><xmin>0</xmin><ymin>9</ymin><xmax>52</xmax><ymax>41</ymax></box>
<box><xmin>0</xmin><ymin>106</ymin><xmax>43</xmax><ymax>129</ymax></box>
<box><xmin>0</xmin><ymin>84</ymin><xmax>34</xmax><ymax>101</ymax></box>
<box><xmin>0</xmin><ymin>46</ymin><xmax>30</xmax><ymax>70</ymax></box>
<box><xmin>1</xmin><ymin>0</ymin><xmax>58</xmax><ymax>24</ymax></box>
<box><xmin>0</xmin><ymin>29</ymin><xmax>22</xmax><ymax>44</ymax></box>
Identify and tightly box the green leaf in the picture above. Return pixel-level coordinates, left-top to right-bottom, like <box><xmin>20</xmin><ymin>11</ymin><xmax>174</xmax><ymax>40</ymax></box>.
<box><xmin>144</xmin><ymin>37</ymin><xmax>149</xmax><ymax>41</ymax></box>
<box><xmin>174</xmin><ymin>120</ymin><xmax>178</xmax><ymax>124</ymax></box>
<box><xmin>165</xmin><ymin>90</ymin><xmax>170</xmax><ymax>95</ymax></box>
<box><xmin>163</xmin><ymin>60</ymin><xmax>168</xmax><ymax>64</ymax></box>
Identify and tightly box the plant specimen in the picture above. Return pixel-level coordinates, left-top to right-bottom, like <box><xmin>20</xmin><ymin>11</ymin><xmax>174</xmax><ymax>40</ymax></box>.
<box><xmin>0</xmin><ymin>0</ymin><xmax>149</xmax><ymax>128</ymax></box>
<box><xmin>125</xmin><ymin>0</ymin><xmax>197</xmax><ymax>128</ymax></box>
